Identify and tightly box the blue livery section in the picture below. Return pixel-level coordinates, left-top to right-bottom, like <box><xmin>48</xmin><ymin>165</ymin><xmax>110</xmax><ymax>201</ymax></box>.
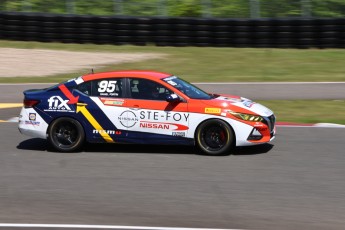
<box><xmin>25</xmin><ymin>81</ymin><xmax>193</xmax><ymax>145</ymax></box>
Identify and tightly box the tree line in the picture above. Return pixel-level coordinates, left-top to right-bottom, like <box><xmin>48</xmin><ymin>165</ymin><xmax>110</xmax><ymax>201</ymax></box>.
<box><xmin>1</xmin><ymin>0</ymin><xmax>345</xmax><ymax>18</ymax></box>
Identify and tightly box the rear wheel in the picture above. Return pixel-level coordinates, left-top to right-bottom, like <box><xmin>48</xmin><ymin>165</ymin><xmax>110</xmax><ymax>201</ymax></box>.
<box><xmin>48</xmin><ymin>117</ymin><xmax>85</xmax><ymax>152</ymax></box>
<box><xmin>196</xmin><ymin>119</ymin><xmax>234</xmax><ymax>156</ymax></box>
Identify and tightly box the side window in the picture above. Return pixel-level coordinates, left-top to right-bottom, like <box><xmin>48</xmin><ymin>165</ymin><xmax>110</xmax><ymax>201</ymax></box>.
<box><xmin>92</xmin><ymin>78</ymin><xmax>123</xmax><ymax>98</ymax></box>
<box><xmin>75</xmin><ymin>81</ymin><xmax>92</xmax><ymax>95</ymax></box>
<box><xmin>129</xmin><ymin>78</ymin><xmax>172</xmax><ymax>101</ymax></box>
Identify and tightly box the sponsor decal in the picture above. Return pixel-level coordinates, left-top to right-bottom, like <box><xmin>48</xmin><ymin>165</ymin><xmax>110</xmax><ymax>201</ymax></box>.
<box><xmin>93</xmin><ymin>129</ymin><xmax>116</xmax><ymax>135</ymax></box>
<box><xmin>140</xmin><ymin>122</ymin><xmax>170</xmax><ymax>130</ymax></box>
<box><xmin>45</xmin><ymin>96</ymin><xmax>74</xmax><ymax>112</ymax></box>
<box><xmin>243</xmin><ymin>100</ymin><xmax>255</xmax><ymax>108</ymax></box>
<box><xmin>139</xmin><ymin>111</ymin><xmax>189</xmax><ymax>122</ymax></box>
<box><xmin>205</xmin><ymin>108</ymin><xmax>221</xmax><ymax>114</ymax></box>
<box><xmin>163</xmin><ymin>76</ymin><xmax>177</xmax><ymax>81</ymax></box>
<box><xmin>100</xmin><ymin>92</ymin><xmax>118</xmax><ymax>97</ymax></box>
<box><xmin>167</xmin><ymin>80</ymin><xmax>177</xmax><ymax>86</ymax></box>
<box><xmin>139</xmin><ymin>121</ymin><xmax>188</xmax><ymax>131</ymax></box>
<box><xmin>100</xmin><ymin>98</ymin><xmax>124</xmax><ymax>106</ymax></box>
<box><xmin>25</xmin><ymin>120</ymin><xmax>40</xmax><ymax>126</ymax></box>
<box><xmin>93</xmin><ymin>129</ymin><xmax>121</xmax><ymax>135</ymax></box>
<box><xmin>29</xmin><ymin>113</ymin><xmax>36</xmax><ymax>121</ymax></box>
<box><xmin>118</xmin><ymin>110</ymin><xmax>138</xmax><ymax>128</ymax></box>
<box><xmin>217</xmin><ymin>96</ymin><xmax>242</xmax><ymax>103</ymax></box>
<box><xmin>172</xmin><ymin>132</ymin><xmax>186</xmax><ymax>137</ymax></box>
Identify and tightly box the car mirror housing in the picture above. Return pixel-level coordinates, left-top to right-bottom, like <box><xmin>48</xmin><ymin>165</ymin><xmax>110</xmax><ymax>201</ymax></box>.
<box><xmin>166</xmin><ymin>94</ymin><xmax>181</xmax><ymax>103</ymax></box>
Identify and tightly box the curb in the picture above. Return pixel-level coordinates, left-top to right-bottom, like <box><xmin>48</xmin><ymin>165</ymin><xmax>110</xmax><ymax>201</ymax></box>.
<box><xmin>276</xmin><ymin>122</ymin><xmax>345</xmax><ymax>128</ymax></box>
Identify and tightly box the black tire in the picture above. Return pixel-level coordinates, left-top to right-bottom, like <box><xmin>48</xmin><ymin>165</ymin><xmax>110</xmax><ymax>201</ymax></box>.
<box><xmin>196</xmin><ymin>119</ymin><xmax>234</xmax><ymax>156</ymax></box>
<box><xmin>48</xmin><ymin>117</ymin><xmax>85</xmax><ymax>152</ymax></box>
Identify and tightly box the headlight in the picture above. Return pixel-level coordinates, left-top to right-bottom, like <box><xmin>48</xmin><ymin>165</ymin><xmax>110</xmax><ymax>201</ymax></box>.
<box><xmin>228</xmin><ymin>111</ymin><xmax>263</xmax><ymax>122</ymax></box>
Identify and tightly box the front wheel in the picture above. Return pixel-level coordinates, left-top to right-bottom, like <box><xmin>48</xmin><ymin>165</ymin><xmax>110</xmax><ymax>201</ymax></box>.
<box><xmin>196</xmin><ymin>119</ymin><xmax>234</xmax><ymax>156</ymax></box>
<box><xmin>48</xmin><ymin>117</ymin><xmax>85</xmax><ymax>152</ymax></box>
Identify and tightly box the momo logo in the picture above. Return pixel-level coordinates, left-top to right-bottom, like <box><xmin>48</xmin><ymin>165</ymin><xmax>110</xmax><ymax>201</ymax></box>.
<box><xmin>93</xmin><ymin>129</ymin><xmax>116</xmax><ymax>135</ymax></box>
<box><xmin>118</xmin><ymin>110</ymin><xmax>138</xmax><ymax>128</ymax></box>
<box><xmin>45</xmin><ymin>96</ymin><xmax>72</xmax><ymax>112</ymax></box>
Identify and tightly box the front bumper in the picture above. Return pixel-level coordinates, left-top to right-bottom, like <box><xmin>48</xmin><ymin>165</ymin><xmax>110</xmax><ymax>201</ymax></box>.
<box><xmin>230</xmin><ymin>114</ymin><xmax>276</xmax><ymax>147</ymax></box>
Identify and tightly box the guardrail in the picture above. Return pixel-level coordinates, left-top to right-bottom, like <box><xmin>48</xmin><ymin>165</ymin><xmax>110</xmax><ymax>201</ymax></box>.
<box><xmin>0</xmin><ymin>12</ymin><xmax>344</xmax><ymax>48</ymax></box>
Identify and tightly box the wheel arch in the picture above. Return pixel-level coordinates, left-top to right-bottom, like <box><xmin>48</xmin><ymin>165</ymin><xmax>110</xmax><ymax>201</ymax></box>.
<box><xmin>194</xmin><ymin>117</ymin><xmax>236</xmax><ymax>148</ymax></box>
<box><xmin>46</xmin><ymin>115</ymin><xmax>86</xmax><ymax>136</ymax></box>
<box><xmin>47</xmin><ymin>116</ymin><xmax>86</xmax><ymax>152</ymax></box>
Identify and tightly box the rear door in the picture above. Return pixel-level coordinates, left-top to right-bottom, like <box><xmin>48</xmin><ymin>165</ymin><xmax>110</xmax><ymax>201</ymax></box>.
<box><xmin>74</xmin><ymin>78</ymin><xmax>129</xmax><ymax>142</ymax></box>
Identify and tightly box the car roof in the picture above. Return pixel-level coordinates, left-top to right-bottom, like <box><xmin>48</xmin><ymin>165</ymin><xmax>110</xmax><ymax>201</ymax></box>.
<box><xmin>82</xmin><ymin>70</ymin><xmax>172</xmax><ymax>82</ymax></box>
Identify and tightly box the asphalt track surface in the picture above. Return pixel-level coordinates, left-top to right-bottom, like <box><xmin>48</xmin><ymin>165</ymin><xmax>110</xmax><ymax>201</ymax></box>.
<box><xmin>1</xmin><ymin>83</ymin><xmax>345</xmax><ymax>230</ymax></box>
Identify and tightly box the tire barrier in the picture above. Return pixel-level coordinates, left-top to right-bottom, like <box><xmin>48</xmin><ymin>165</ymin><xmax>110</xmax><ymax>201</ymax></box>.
<box><xmin>0</xmin><ymin>12</ymin><xmax>344</xmax><ymax>48</ymax></box>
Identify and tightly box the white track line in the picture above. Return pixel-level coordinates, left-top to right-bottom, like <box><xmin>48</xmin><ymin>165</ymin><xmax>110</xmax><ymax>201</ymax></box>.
<box><xmin>315</xmin><ymin>123</ymin><xmax>345</xmax><ymax>128</ymax></box>
<box><xmin>276</xmin><ymin>123</ymin><xmax>345</xmax><ymax>128</ymax></box>
<box><xmin>0</xmin><ymin>223</ymin><xmax>242</xmax><ymax>230</ymax></box>
<box><xmin>6</xmin><ymin>117</ymin><xmax>19</xmax><ymax>122</ymax></box>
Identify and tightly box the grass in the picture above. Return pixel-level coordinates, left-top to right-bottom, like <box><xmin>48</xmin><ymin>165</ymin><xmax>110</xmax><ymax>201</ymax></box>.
<box><xmin>258</xmin><ymin>100</ymin><xmax>345</xmax><ymax>125</ymax></box>
<box><xmin>1</xmin><ymin>40</ymin><xmax>345</xmax><ymax>83</ymax></box>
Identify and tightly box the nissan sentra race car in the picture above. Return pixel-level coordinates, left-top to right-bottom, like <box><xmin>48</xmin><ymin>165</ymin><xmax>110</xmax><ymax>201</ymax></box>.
<box><xmin>19</xmin><ymin>70</ymin><xmax>275</xmax><ymax>155</ymax></box>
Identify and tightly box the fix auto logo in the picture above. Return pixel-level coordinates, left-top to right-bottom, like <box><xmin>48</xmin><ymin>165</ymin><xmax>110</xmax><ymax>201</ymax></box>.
<box><xmin>45</xmin><ymin>96</ymin><xmax>73</xmax><ymax>112</ymax></box>
<box><xmin>44</xmin><ymin>84</ymin><xmax>79</xmax><ymax>112</ymax></box>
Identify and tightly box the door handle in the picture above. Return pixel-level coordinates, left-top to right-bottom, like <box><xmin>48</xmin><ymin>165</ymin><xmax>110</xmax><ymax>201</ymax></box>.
<box><xmin>130</xmin><ymin>105</ymin><xmax>140</xmax><ymax>110</ymax></box>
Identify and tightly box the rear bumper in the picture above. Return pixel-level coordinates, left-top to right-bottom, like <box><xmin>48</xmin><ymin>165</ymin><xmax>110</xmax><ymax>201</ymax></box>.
<box><xmin>18</xmin><ymin>107</ymin><xmax>48</xmax><ymax>139</ymax></box>
<box><xmin>18</xmin><ymin>126</ymin><xmax>47</xmax><ymax>139</ymax></box>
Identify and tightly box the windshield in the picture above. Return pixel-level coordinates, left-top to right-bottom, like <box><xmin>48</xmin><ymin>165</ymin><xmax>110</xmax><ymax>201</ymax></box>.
<box><xmin>162</xmin><ymin>76</ymin><xmax>212</xmax><ymax>99</ymax></box>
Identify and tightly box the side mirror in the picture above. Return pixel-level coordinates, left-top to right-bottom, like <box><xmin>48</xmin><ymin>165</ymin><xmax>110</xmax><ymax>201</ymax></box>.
<box><xmin>166</xmin><ymin>94</ymin><xmax>181</xmax><ymax>103</ymax></box>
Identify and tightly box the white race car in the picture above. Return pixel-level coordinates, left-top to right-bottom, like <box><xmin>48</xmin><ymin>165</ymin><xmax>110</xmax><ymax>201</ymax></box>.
<box><xmin>19</xmin><ymin>70</ymin><xmax>275</xmax><ymax>155</ymax></box>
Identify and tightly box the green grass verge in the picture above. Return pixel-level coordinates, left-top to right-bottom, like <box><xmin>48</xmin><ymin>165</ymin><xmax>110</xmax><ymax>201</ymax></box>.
<box><xmin>258</xmin><ymin>100</ymin><xmax>345</xmax><ymax>125</ymax></box>
<box><xmin>1</xmin><ymin>40</ymin><xmax>345</xmax><ymax>83</ymax></box>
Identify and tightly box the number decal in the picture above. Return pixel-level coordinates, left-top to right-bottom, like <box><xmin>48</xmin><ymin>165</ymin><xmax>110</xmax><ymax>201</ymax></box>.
<box><xmin>98</xmin><ymin>80</ymin><xmax>117</xmax><ymax>93</ymax></box>
<box><xmin>98</xmin><ymin>81</ymin><xmax>108</xmax><ymax>93</ymax></box>
<box><xmin>107</xmin><ymin>81</ymin><xmax>116</xmax><ymax>92</ymax></box>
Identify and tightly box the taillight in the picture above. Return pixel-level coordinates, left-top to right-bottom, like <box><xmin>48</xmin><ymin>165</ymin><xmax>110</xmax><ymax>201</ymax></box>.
<box><xmin>24</xmin><ymin>99</ymin><xmax>40</xmax><ymax>108</ymax></box>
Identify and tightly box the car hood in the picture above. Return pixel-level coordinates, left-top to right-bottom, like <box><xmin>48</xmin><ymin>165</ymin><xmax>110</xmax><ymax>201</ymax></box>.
<box><xmin>203</xmin><ymin>94</ymin><xmax>274</xmax><ymax>117</ymax></box>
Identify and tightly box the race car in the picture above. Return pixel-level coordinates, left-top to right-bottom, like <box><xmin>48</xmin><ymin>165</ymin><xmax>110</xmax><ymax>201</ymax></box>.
<box><xmin>19</xmin><ymin>70</ymin><xmax>275</xmax><ymax>155</ymax></box>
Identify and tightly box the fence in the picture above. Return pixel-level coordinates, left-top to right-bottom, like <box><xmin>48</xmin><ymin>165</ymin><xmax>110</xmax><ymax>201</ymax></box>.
<box><xmin>1</xmin><ymin>0</ymin><xmax>345</xmax><ymax>18</ymax></box>
<box><xmin>1</xmin><ymin>12</ymin><xmax>344</xmax><ymax>48</ymax></box>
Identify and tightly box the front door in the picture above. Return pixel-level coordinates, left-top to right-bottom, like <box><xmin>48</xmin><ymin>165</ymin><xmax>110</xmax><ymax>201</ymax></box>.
<box><xmin>123</xmin><ymin>78</ymin><xmax>190</xmax><ymax>142</ymax></box>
